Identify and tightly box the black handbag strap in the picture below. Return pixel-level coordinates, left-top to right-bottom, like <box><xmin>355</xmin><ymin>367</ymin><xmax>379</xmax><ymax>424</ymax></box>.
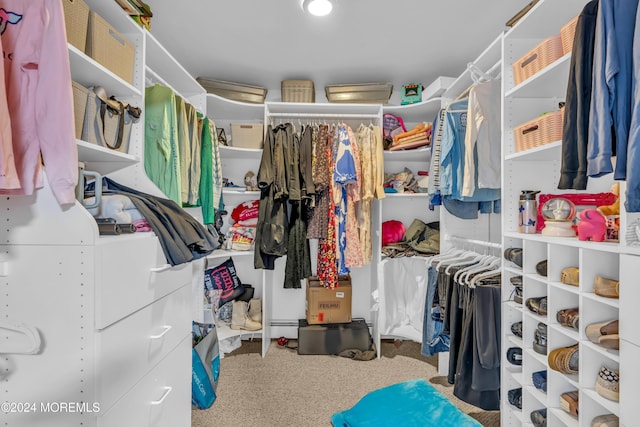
<box><xmin>98</xmin><ymin>98</ymin><xmax>126</xmax><ymax>150</ymax></box>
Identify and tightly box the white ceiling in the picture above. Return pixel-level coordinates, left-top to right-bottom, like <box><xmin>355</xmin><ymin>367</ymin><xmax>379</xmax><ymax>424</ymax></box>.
<box><xmin>144</xmin><ymin>0</ymin><xmax>531</xmax><ymax>102</ymax></box>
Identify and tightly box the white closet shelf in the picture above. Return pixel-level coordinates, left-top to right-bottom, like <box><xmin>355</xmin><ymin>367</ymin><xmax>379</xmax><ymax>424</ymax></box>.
<box><xmin>206</xmin><ymin>93</ymin><xmax>265</xmax><ymax>121</ymax></box>
<box><xmin>582</xmin><ymin>340</ymin><xmax>620</xmax><ymax>364</ymax></box>
<box><xmin>549</xmin><ymin>281</ymin><xmax>580</xmax><ymax>295</ymax></box>
<box><xmin>582</xmin><ymin>293</ymin><xmax>619</xmax><ymax>309</ymax></box>
<box><xmin>548</xmin><ymin>408</ymin><xmax>578</xmax><ymax>427</ymax></box>
<box><xmin>77</xmin><ymin>140</ymin><xmax>139</xmax><ymax>174</ymax></box>
<box><xmin>383</xmin><ymin>146</ymin><xmax>431</xmax><ymax>162</ymax></box>
<box><xmin>505</xmin><ymin>54</ymin><xmax>571</xmax><ymax>98</ymax></box>
<box><xmin>548</xmin><ymin>323</ymin><xmax>579</xmax><ymax>342</ymax></box>
<box><xmin>503</xmin><ymin>232</ymin><xmax>621</xmax><ymax>253</ymax></box>
<box><xmin>215</xmin><ymin>323</ymin><xmax>263</xmax><ymax>342</ymax></box>
<box><xmin>505</xmin><ymin>140</ymin><xmax>561</xmax><ymax>161</ymax></box>
<box><xmin>582</xmin><ymin>389</ymin><xmax>620</xmax><ymax>417</ymax></box>
<box><xmin>206</xmin><ymin>249</ymin><xmax>254</xmax><ymax>262</ymax></box>
<box><xmin>505</xmin><ymin>0</ymin><xmax>586</xmax><ymax>40</ymax></box>
<box><xmin>383</xmin><ymin>98</ymin><xmax>441</xmax><ymax>123</ymax></box>
<box><xmin>383</xmin><ymin>192</ymin><xmax>430</xmax><ymax>198</ymax></box>
<box><xmin>222</xmin><ymin>188</ymin><xmax>260</xmax><ymax>196</ymax></box>
<box><xmin>219</xmin><ymin>145</ymin><xmax>263</xmax><ymax>158</ymax></box>
<box><xmin>527</xmin><ymin>385</ymin><xmax>547</xmax><ymax>406</ymax></box>
<box><xmin>69</xmin><ymin>45</ymin><xmax>141</xmax><ymax>98</ymax></box>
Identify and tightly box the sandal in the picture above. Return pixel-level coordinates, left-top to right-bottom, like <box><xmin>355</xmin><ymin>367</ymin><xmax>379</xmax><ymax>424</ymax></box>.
<box><xmin>556</xmin><ymin>307</ymin><xmax>580</xmax><ymax>330</ymax></box>
<box><xmin>548</xmin><ymin>343</ymin><xmax>579</xmax><ymax>374</ymax></box>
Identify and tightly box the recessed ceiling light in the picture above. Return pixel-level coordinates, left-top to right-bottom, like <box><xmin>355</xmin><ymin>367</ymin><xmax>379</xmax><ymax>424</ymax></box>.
<box><xmin>302</xmin><ymin>0</ymin><xmax>333</xmax><ymax>17</ymax></box>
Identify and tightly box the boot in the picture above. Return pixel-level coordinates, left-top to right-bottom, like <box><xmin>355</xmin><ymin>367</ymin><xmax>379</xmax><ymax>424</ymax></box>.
<box><xmin>231</xmin><ymin>301</ymin><xmax>261</xmax><ymax>331</ymax></box>
<box><xmin>248</xmin><ymin>298</ymin><xmax>262</xmax><ymax>323</ymax></box>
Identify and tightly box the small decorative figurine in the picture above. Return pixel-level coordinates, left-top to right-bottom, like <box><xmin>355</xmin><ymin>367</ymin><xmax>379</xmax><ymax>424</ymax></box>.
<box><xmin>577</xmin><ymin>209</ymin><xmax>607</xmax><ymax>242</ymax></box>
<box><xmin>244</xmin><ymin>171</ymin><xmax>258</xmax><ymax>191</ymax></box>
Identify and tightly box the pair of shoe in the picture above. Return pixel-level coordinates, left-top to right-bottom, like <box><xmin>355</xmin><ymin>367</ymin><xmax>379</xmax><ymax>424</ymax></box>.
<box><xmin>507</xmin><ymin>347</ymin><xmax>522</xmax><ymax>365</ymax></box>
<box><xmin>533</xmin><ymin>322</ymin><xmax>547</xmax><ymax>355</ymax></box>
<box><xmin>511</xmin><ymin>321</ymin><xmax>523</xmax><ymax>338</ymax></box>
<box><xmin>557</xmin><ymin>307</ymin><xmax>579</xmax><ymax>330</ymax></box>
<box><xmin>511</xmin><ymin>275</ymin><xmax>523</xmax><ymax>304</ymax></box>
<box><xmin>548</xmin><ymin>343</ymin><xmax>579</xmax><ymax>374</ymax></box>
<box><xmin>507</xmin><ymin>387</ymin><xmax>522</xmax><ymax>409</ymax></box>
<box><xmin>591</xmin><ymin>414</ymin><xmax>619</xmax><ymax>426</ymax></box>
<box><xmin>586</xmin><ymin>320</ymin><xmax>619</xmax><ymax>350</ymax></box>
<box><xmin>560</xmin><ymin>267</ymin><xmax>579</xmax><ymax>286</ymax></box>
<box><xmin>560</xmin><ymin>390</ymin><xmax>578</xmax><ymax>417</ymax></box>
<box><xmin>526</xmin><ymin>296</ymin><xmax>547</xmax><ymax>316</ymax></box>
<box><xmin>530</xmin><ymin>408</ymin><xmax>547</xmax><ymax>427</ymax></box>
<box><xmin>594</xmin><ymin>276</ymin><xmax>619</xmax><ymax>298</ymax></box>
<box><xmin>231</xmin><ymin>299</ymin><xmax>262</xmax><ymax>331</ymax></box>
<box><xmin>532</xmin><ymin>370</ymin><xmax>547</xmax><ymax>392</ymax></box>
<box><xmin>596</xmin><ymin>366</ymin><xmax>619</xmax><ymax>402</ymax></box>
<box><xmin>504</xmin><ymin>247</ymin><xmax>523</xmax><ymax>267</ymax></box>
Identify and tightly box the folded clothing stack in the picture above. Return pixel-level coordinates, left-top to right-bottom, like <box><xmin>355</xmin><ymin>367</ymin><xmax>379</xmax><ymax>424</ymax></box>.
<box><xmin>388</xmin><ymin>122</ymin><xmax>432</xmax><ymax>151</ymax></box>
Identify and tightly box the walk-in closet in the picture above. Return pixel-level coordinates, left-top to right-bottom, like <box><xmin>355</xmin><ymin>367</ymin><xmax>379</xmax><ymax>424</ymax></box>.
<box><xmin>2</xmin><ymin>0</ymin><xmax>637</xmax><ymax>426</ymax></box>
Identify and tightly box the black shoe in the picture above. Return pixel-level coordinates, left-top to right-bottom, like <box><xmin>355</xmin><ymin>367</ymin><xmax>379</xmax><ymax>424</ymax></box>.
<box><xmin>507</xmin><ymin>347</ymin><xmax>522</xmax><ymax>365</ymax></box>
<box><xmin>536</xmin><ymin>260</ymin><xmax>548</xmax><ymax>277</ymax></box>
<box><xmin>511</xmin><ymin>321</ymin><xmax>523</xmax><ymax>338</ymax></box>
<box><xmin>504</xmin><ymin>247</ymin><xmax>523</xmax><ymax>268</ymax></box>
<box><xmin>507</xmin><ymin>387</ymin><xmax>522</xmax><ymax>409</ymax></box>
<box><xmin>533</xmin><ymin>322</ymin><xmax>547</xmax><ymax>355</ymax></box>
<box><xmin>530</xmin><ymin>408</ymin><xmax>547</xmax><ymax>427</ymax></box>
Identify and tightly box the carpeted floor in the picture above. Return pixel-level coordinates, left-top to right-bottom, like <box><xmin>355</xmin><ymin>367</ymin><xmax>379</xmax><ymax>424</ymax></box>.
<box><xmin>191</xmin><ymin>339</ymin><xmax>500</xmax><ymax>427</ymax></box>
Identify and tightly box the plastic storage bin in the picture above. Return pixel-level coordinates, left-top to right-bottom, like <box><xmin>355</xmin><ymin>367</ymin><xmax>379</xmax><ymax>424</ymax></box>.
<box><xmin>196</xmin><ymin>78</ymin><xmax>267</xmax><ymax>104</ymax></box>
<box><xmin>512</xmin><ymin>34</ymin><xmax>563</xmax><ymax>86</ymax></box>
<box><xmin>325</xmin><ymin>82</ymin><xmax>393</xmax><ymax>104</ymax></box>
<box><xmin>513</xmin><ymin>109</ymin><xmax>563</xmax><ymax>152</ymax></box>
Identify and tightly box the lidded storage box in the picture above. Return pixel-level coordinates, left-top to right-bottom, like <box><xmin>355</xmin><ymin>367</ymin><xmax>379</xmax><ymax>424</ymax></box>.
<box><xmin>512</xmin><ymin>34</ymin><xmax>563</xmax><ymax>86</ymax></box>
<box><xmin>62</xmin><ymin>0</ymin><xmax>90</xmax><ymax>53</ymax></box>
<box><xmin>86</xmin><ymin>11</ymin><xmax>135</xmax><ymax>84</ymax></box>
<box><xmin>513</xmin><ymin>109</ymin><xmax>564</xmax><ymax>152</ymax></box>
<box><xmin>281</xmin><ymin>80</ymin><xmax>315</xmax><ymax>103</ymax></box>
<box><xmin>325</xmin><ymin>82</ymin><xmax>393</xmax><ymax>104</ymax></box>
<box><xmin>230</xmin><ymin>123</ymin><xmax>264</xmax><ymax>149</ymax></box>
<box><xmin>196</xmin><ymin>78</ymin><xmax>267</xmax><ymax>104</ymax></box>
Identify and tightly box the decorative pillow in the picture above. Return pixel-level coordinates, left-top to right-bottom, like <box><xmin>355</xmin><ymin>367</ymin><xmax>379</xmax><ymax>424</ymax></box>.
<box><xmin>204</xmin><ymin>258</ymin><xmax>245</xmax><ymax>306</ymax></box>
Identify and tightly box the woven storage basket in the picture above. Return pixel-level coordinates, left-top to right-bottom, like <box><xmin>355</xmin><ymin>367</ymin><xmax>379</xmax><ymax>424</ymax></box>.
<box><xmin>86</xmin><ymin>11</ymin><xmax>135</xmax><ymax>84</ymax></box>
<box><xmin>71</xmin><ymin>81</ymin><xmax>89</xmax><ymax>139</ymax></box>
<box><xmin>560</xmin><ymin>15</ymin><xmax>579</xmax><ymax>55</ymax></box>
<box><xmin>282</xmin><ymin>80</ymin><xmax>315</xmax><ymax>103</ymax></box>
<box><xmin>62</xmin><ymin>0</ymin><xmax>90</xmax><ymax>52</ymax></box>
<box><xmin>512</xmin><ymin>34</ymin><xmax>563</xmax><ymax>86</ymax></box>
<box><xmin>514</xmin><ymin>109</ymin><xmax>564</xmax><ymax>152</ymax></box>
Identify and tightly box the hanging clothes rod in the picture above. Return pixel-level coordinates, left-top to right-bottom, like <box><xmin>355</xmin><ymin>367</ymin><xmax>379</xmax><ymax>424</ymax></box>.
<box><xmin>267</xmin><ymin>113</ymin><xmax>380</xmax><ymax>119</ymax></box>
<box><xmin>446</xmin><ymin>235</ymin><xmax>502</xmax><ymax>250</ymax></box>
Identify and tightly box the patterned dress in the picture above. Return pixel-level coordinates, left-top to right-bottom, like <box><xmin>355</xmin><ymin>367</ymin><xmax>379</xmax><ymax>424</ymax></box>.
<box><xmin>317</xmin><ymin>126</ymin><xmax>338</xmax><ymax>288</ymax></box>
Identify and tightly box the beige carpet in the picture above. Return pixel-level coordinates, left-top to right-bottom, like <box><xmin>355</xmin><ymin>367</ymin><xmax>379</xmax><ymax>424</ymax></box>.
<box><xmin>191</xmin><ymin>339</ymin><xmax>500</xmax><ymax>427</ymax></box>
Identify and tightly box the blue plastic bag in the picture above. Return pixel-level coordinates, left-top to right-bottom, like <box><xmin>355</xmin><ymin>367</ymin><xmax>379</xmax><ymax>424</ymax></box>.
<box><xmin>191</xmin><ymin>323</ymin><xmax>220</xmax><ymax>409</ymax></box>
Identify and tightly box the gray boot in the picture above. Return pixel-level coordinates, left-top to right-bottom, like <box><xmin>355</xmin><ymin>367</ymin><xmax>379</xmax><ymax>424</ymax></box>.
<box><xmin>231</xmin><ymin>300</ymin><xmax>261</xmax><ymax>331</ymax></box>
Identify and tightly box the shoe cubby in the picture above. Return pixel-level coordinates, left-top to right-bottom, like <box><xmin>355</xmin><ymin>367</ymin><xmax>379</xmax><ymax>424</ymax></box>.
<box><xmin>579</xmin><ymin>248</ymin><xmax>619</xmax><ymax>295</ymax></box>
<box><xmin>547</xmin><ymin>244</ymin><xmax>579</xmax><ymax>284</ymax></box>
<box><xmin>546</xmin><ymin>375</ymin><xmax>579</xmax><ymax>426</ymax></box>
<box><xmin>548</xmin><ymin>286</ymin><xmax>579</xmax><ymax>341</ymax></box>
<box><xmin>522</xmin><ymin>240</ymin><xmax>547</xmax><ymax>277</ymax></box>
<box><xmin>619</xmin><ymin>254</ymin><xmax>639</xmax><ymax>346</ymax></box>
<box><xmin>522</xmin><ymin>384</ymin><xmax>547</xmax><ymax>421</ymax></box>
<box><xmin>580</xmin><ymin>344</ymin><xmax>620</xmax><ymax>412</ymax></box>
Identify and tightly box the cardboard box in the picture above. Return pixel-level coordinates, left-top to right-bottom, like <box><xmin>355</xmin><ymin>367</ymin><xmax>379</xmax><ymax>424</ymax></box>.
<box><xmin>297</xmin><ymin>319</ymin><xmax>372</xmax><ymax>355</ymax></box>
<box><xmin>305</xmin><ymin>276</ymin><xmax>352</xmax><ymax>324</ymax></box>
<box><xmin>230</xmin><ymin>123</ymin><xmax>264</xmax><ymax>149</ymax></box>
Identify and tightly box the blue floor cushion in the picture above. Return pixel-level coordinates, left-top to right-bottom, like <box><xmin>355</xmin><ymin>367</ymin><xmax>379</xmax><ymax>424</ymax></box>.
<box><xmin>331</xmin><ymin>378</ymin><xmax>482</xmax><ymax>427</ymax></box>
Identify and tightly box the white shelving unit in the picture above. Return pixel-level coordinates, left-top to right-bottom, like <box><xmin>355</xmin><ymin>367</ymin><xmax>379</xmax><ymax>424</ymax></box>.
<box><xmin>500</xmin><ymin>1</ymin><xmax>633</xmax><ymax>426</ymax></box>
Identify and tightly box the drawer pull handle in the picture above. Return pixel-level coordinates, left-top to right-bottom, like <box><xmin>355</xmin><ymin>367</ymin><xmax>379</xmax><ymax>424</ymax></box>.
<box><xmin>150</xmin><ymin>325</ymin><xmax>172</xmax><ymax>339</ymax></box>
<box><xmin>151</xmin><ymin>386</ymin><xmax>172</xmax><ymax>406</ymax></box>
<box><xmin>150</xmin><ymin>264</ymin><xmax>171</xmax><ymax>273</ymax></box>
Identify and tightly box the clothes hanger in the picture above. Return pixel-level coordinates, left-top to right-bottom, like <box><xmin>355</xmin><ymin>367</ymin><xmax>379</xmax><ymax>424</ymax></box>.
<box><xmin>426</xmin><ymin>247</ymin><xmax>461</xmax><ymax>267</ymax></box>
<box><xmin>469</xmin><ymin>261</ymin><xmax>502</xmax><ymax>288</ymax></box>
<box><xmin>432</xmin><ymin>248</ymin><xmax>474</xmax><ymax>269</ymax></box>
<box><xmin>444</xmin><ymin>252</ymin><xmax>487</xmax><ymax>274</ymax></box>
<box><xmin>454</xmin><ymin>253</ymin><xmax>495</xmax><ymax>283</ymax></box>
<box><xmin>461</xmin><ymin>256</ymin><xmax>501</xmax><ymax>286</ymax></box>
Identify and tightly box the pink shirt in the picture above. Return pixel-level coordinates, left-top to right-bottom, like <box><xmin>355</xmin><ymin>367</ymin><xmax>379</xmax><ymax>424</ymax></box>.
<box><xmin>0</xmin><ymin>0</ymin><xmax>78</xmax><ymax>205</ymax></box>
<box><xmin>0</xmin><ymin>33</ymin><xmax>18</xmax><ymax>190</ymax></box>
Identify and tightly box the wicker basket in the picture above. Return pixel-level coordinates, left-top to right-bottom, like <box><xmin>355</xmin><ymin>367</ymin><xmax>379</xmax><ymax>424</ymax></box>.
<box><xmin>62</xmin><ymin>0</ymin><xmax>90</xmax><ymax>52</ymax></box>
<box><xmin>282</xmin><ymin>80</ymin><xmax>315</xmax><ymax>103</ymax></box>
<box><xmin>71</xmin><ymin>81</ymin><xmax>89</xmax><ymax>139</ymax></box>
<box><xmin>512</xmin><ymin>34</ymin><xmax>563</xmax><ymax>86</ymax></box>
<box><xmin>86</xmin><ymin>11</ymin><xmax>135</xmax><ymax>84</ymax></box>
<box><xmin>513</xmin><ymin>109</ymin><xmax>564</xmax><ymax>152</ymax></box>
<box><xmin>560</xmin><ymin>15</ymin><xmax>579</xmax><ymax>55</ymax></box>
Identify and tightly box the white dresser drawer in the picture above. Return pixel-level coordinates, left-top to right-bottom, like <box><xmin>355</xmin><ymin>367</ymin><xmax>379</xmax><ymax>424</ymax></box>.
<box><xmin>95</xmin><ymin>284</ymin><xmax>192</xmax><ymax>412</ymax></box>
<box><xmin>95</xmin><ymin>234</ymin><xmax>192</xmax><ymax>329</ymax></box>
<box><xmin>98</xmin><ymin>335</ymin><xmax>192</xmax><ymax>427</ymax></box>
